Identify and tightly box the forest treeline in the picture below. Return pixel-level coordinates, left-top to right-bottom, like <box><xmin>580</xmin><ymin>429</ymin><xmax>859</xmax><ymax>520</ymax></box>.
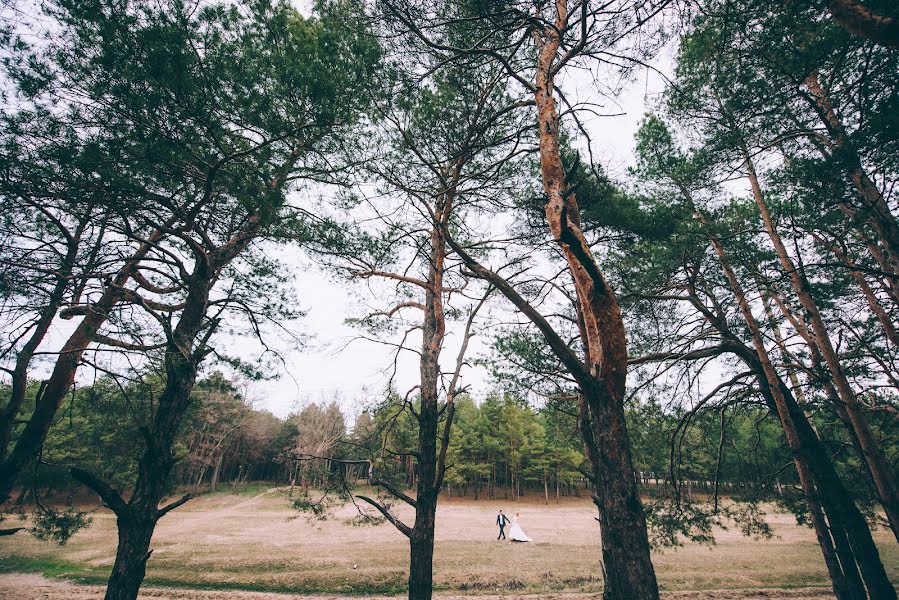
<box><xmin>0</xmin><ymin>0</ymin><xmax>897</xmax><ymax>599</ymax></box>
<box><xmin>9</xmin><ymin>371</ymin><xmax>893</xmax><ymax>534</ymax></box>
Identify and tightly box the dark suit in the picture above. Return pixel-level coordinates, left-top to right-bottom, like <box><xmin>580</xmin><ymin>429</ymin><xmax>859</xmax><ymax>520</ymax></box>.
<box><xmin>496</xmin><ymin>513</ymin><xmax>510</xmax><ymax>539</ymax></box>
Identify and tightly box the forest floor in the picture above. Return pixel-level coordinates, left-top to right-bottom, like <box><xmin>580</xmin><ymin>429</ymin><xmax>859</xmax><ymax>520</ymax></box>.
<box><xmin>0</xmin><ymin>486</ymin><xmax>896</xmax><ymax>598</ymax></box>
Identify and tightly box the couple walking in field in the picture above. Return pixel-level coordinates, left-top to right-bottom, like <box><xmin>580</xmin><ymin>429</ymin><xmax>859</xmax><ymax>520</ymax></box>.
<box><xmin>495</xmin><ymin>509</ymin><xmax>533</xmax><ymax>542</ymax></box>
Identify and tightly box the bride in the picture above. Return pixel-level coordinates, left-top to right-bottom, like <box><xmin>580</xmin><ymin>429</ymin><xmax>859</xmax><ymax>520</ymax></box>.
<box><xmin>508</xmin><ymin>512</ymin><xmax>533</xmax><ymax>542</ymax></box>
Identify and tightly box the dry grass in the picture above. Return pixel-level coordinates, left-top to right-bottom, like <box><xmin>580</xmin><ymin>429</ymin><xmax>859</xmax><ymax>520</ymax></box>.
<box><xmin>0</xmin><ymin>488</ymin><xmax>896</xmax><ymax>598</ymax></box>
<box><xmin>0</xmin><ymin>573</ymin><xmax>847</xmax><ymax>600</ymax></box>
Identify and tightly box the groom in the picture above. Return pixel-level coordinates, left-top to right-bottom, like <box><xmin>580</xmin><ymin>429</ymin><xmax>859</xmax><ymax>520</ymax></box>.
<box><xmin>496</xmin><ymin>509</ymin><xmax>510</xmax><ymax>540</ymax></box>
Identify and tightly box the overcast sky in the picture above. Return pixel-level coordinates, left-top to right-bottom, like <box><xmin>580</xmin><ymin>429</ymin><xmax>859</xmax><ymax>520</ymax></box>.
<box><xmin>245</xmin><ymin>61</ymin><xmax>673</xmax><ymax>420</ymax></box>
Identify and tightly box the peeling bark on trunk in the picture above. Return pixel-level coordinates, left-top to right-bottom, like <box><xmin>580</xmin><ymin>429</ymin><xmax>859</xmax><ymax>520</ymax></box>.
<box><xmin>827</xmin><ymin>0</ymin><xmax>899</xmax><ymax>48</ymax></box>
<box><xmin>531</xmin><ymin>8</ymin><xmax>659</xmax><ymax>598</ymax></box>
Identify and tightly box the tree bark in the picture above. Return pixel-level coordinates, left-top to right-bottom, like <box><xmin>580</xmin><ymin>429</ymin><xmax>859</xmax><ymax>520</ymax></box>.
<box><xmin>531</xmin><ymin>7</ymin><xmax>659</xmax><ymax>598</ymax></box>
<box><xmin>105</xmin><ymin>513</ymin><xmax>157</xmax><ymax>600</ymax></box>
<box><xmin>102</xmin><ymin>300</ymin><xmax>205</xmax><ymax>600</ymax></box>
<box><xmin>827</xmin><ymin>0</ymin><xmax>899</xmax><ymax>47</ymax></box>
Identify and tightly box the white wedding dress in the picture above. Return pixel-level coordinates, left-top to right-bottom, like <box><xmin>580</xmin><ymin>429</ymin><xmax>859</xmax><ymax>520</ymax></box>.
<box><xmin>508</xmin><ymin>516</ymin><xmax>533</xmax><ymax>542</ymax></box>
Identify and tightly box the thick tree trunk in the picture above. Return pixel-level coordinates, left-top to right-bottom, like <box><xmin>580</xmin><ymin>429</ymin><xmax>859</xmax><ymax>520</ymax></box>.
<box><xmin>827</xmin><ymin>0</ymin><xmax>899</xmax><ymax>48</ymax></box>
<box><xmin>530</xmin><ymin>9</ymin><xmax>659</xmax><ymax>598</ymax></box>
<box><xmin>406</xmin><ymin>388</ymin><xmax>439</xmax><ymax>600</ymax></box>
<box><xmin>103</xmin><ymin>353</ymin><xmax>198</xmax><ymax>600</ymax></box>
<box><xmin>100</xmin><ymin>212</ymin><xmax>263</xmax><ymax>600</ymax></box>
<box><xmin>105</xmin><ymin>513</ymin><xmax>157</xmax><ymax>600</ymax></box>
<box><xmin>408</xmin><ymin>485</ymin><xmax>437</xmax><ymax>600</ymax></box>
<box><xmin>579</xmin><ymin>384</ymin><xmax>659</xmax><ymax>600</ymax></box>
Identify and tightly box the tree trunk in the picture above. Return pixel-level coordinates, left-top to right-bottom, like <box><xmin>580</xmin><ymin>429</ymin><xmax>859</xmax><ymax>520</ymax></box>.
<box><xmin>0</xmin><ymin>230</ymin><xmax>80</xmax><ymax>465</ymax></box>
<box><xmin>98</xmin><ymin>219</ymin><xmax>262</xmax><ymax>600</ymax></box>
<box><xmin>0</xmin><ymin>222</ymin><xmax>172</xmax><ymax>503</ymax></box>
<box><xmin>745</xmin><ymin>157</ymin><xmax>899</xmax><ymax>542</ymax></box>
<box><xmin>408</xmin><ymin>486</ymin><xmax>437</xmax><ymax>600</ymax></box>
<box><xmin>826</xmin><ymin>0</ymin><xmax>899</xmax><ymax>48</ymax></box>
<box><xmin>577</xmin><ymin>386</ymin><xmax>659</xmax><ymax>600</ymax></box>
<box><xmin>695</xmin><ymin>205</ymin><xmax>893</xmax><ymax>598</ymax></box>
<box><xmin>408</xmin><ymin>526</ymin><xmax>435</xmax><ymax>600</ymax></box>
<box><xmin>105</xmin><ymin>512</ymin><xmax>157</xmax><ymax>600</ymax></box>
<box><xmin>544</xmin><ymin>469</ymin><xmax>549</xmax><ymax>505</ymax></box>
<box><xmin>210</xmin><ymin>450</ymin><xmax>224</xmax><ymax>493</ymax></box>
<box><xmin>804</xmin><ymin>71</ymin><xmax>899</xmax><ymax>278</ymax></box>
<box><xmin>529</xmin><ymin>8</ymin><xmax>659</xmax><ymax>596</ymax></box>
<box><xmin>103</xmin><ymin>357</ymin><xmax>198</xmax><ymax>600</ymax></box>
<box><xmin>823</xmin><ymin>236</ymin><xmax>899</xmax><ymax>350</ymax></box>
<box><xmin>407</xmin><ymin>369</ymin><xmax>439</xmax><ymax>599</ymax></box>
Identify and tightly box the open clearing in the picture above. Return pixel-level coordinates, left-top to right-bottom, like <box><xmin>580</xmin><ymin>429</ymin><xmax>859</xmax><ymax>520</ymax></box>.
<box><xmin>0</xmin><ymin>487</ymin><xmax>896</xmax><ymax>598</ymax></box>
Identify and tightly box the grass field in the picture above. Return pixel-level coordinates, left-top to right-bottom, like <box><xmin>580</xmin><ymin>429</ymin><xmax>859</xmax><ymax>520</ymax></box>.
<box><xmin>0</xmin><ymin>488</ymin><xmax>896</xmax><ymax>598</ymax></box>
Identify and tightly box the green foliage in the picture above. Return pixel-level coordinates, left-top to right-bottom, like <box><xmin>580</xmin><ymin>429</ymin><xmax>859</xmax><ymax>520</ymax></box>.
<box><xmin>29</xmin><ymin>506</ymin><xmax>93</xmax><ymax>545</ymax></box>
<box><xmin>645</xmin><ymin>498</ymin><xmax>772</xmax><ymax>550</ymax></box>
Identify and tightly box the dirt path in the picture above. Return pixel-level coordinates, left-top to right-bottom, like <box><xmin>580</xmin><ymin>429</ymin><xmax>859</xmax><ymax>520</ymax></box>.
<box><xmin>0</xmin><ymin>573</ymin><xmax>839</xmax><ymax>600</ymax></box>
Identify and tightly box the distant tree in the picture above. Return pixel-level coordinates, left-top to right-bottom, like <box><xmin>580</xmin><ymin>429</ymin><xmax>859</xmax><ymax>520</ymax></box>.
<box><xmin>183</xmin><ymin>375</ymin><xmax>249</xmax><ymax>494</ymax></box>
<box><xmin>286</xmin><ymin>401</ymin><xmax>346</xmax><ymax>492</ymax></box>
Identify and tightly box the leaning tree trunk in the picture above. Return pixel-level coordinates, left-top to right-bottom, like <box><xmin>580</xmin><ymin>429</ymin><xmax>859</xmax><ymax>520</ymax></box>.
<box><xmin>805</xmin><ymin>71</ymin><xmax>899</xmax><ymax>278</ymax></box>
<box><xmin>0</xmin><ymin>222</ymin><xmax>172</xmax><ymax>503</ymax></box>
<box><xmin>0</xmin><ymin>231</ymin><xmax>79</xmax><ymax>464</ymax></box>
<box><xmin>698</xmin><ymin>208</ymin><xmax>893</xmax><ymax>598</ymax></box>
<box><xmin>98</xmin><ymin>211</ymin><xmax>266</xmax><ymax>600</ymax></box>
<box><xmin>745</xmin><ymin>157</ymin><xmax>899</xmax><ymax>542</ymax></box>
